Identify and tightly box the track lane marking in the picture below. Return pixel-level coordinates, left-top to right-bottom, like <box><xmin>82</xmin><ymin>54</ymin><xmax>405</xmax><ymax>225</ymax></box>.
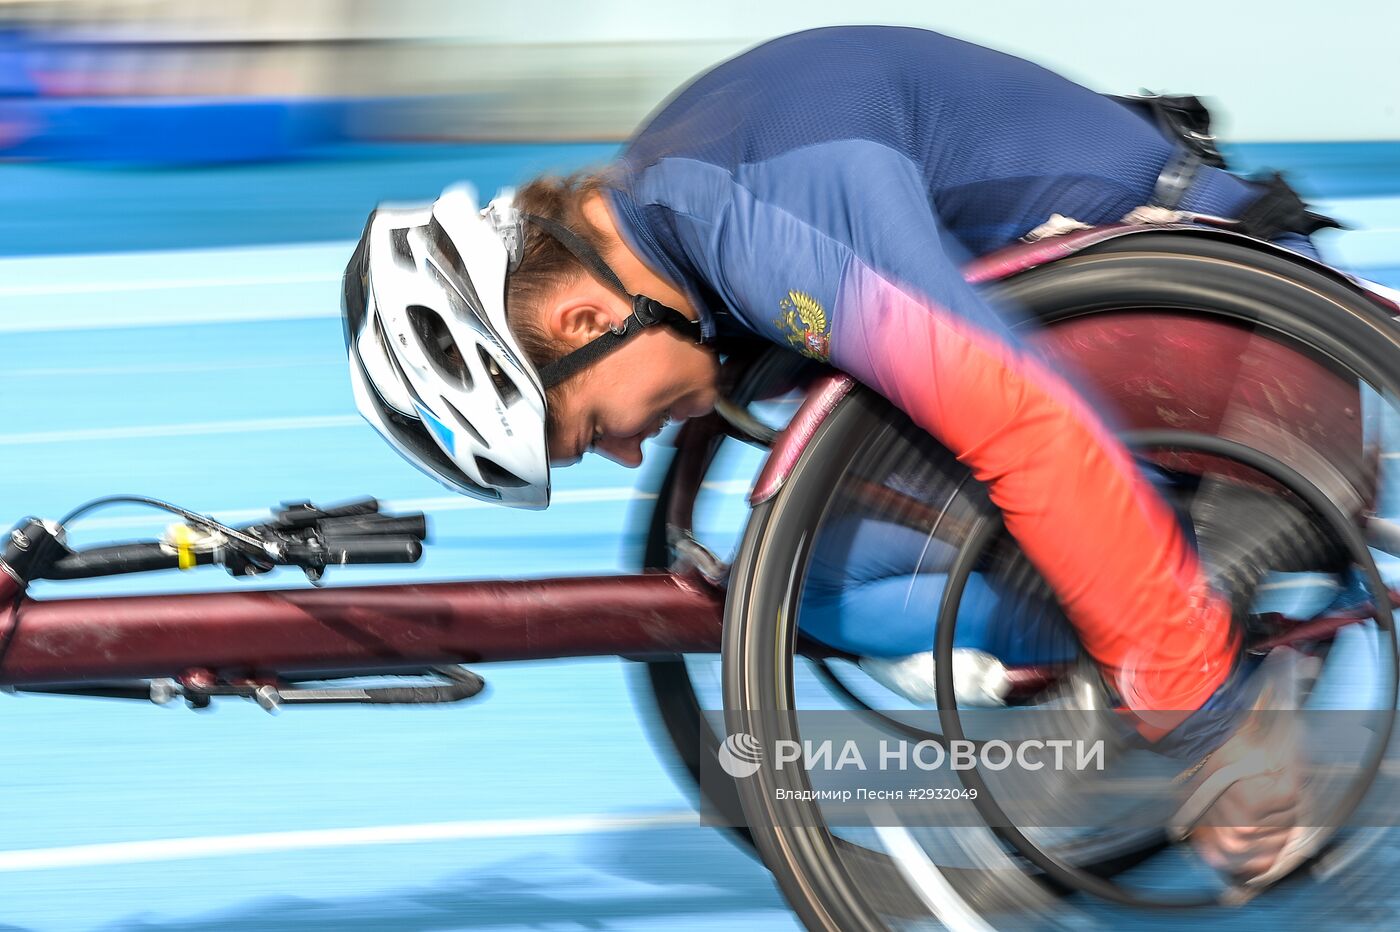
<box><xmin>0</xmin><ymin>811</ymin><xmax>699</xmax><ymax>872</ymax></box>
<box><xmin>0</xmin><ymin>415</ymin><xmax>363</xmax><ymax>445</ymax></box>
<box><xmin>63</xmin><ymin>480</ymin><xmax>753</xmax><ymax>530</ymax></box>
<box><xmin>0</xmin><ymin>273</ymin><xmax>337</xmax><ymax>298</ymax></box>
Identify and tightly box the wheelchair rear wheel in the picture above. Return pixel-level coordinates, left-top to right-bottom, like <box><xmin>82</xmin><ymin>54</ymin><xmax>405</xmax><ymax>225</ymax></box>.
<box><xmin>725</xmin><ymin>237</ymin><xmax>1400</xmax><ymax>930</ymax></box>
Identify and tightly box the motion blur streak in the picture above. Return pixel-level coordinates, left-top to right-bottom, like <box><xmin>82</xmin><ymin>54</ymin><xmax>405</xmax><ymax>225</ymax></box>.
<box><xmin>1</xmin><ymin>1</ymin><xmax>1398</xmax><ymax>930</ymax></box>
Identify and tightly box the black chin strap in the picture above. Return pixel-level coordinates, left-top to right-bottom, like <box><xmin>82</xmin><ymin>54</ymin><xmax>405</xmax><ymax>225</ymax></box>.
<box><xmin>522</xmin><ymin>213</ymin><xmax>704</xmax><ymax>390</ymax></box>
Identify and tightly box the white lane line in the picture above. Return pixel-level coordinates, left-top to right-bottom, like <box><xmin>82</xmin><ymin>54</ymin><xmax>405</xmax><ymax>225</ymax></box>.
<box><xmin>0</xmin><ymin>415</ymin><xmax>362</xmax><ymax>446</ymax></box>
<box><xmin>0</xmin><ymin>273</ymin><xmax>336</xmax><ymax>298</ymax></box>
<box><xmin>0</xmin><ymin>811</ymin><xmax>699</xmax><ymax>872</ymax></box>
<box><xmin>0</xmin><ymin>358</ymin><xmax>338</xmax><ymax>379</ymax></box>
<box><xmin>64</xmin><ymin>479</ymin><xmax>754</xmax><ymax>531</ymax></box>
<box><xmin>0</xmin><ymin>307</ymin><xmax>336</xmax><ymax>334</ymax></box>
<box><xmin>874</xmin><ymin>822</ymin><xmax>995</xmax><ymax>932</ymax></box>
<box><xmin>0</xmin><ymin>240</ymin><xmax>353</xmax><ymax>332</ymax></box>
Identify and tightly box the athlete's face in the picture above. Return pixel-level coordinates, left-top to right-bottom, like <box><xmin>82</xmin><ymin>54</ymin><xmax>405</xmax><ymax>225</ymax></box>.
<box><xmin>540</xmin><ymin>280</ymin><xmax>719</xmax><ymax>468</ymax></box>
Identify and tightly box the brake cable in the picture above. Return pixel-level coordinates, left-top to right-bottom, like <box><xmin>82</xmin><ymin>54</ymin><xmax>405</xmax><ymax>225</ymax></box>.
<box><xmin>58</xmin><ymin>494</ymin><xmax>266</xmax><ymax>549</ymax></box>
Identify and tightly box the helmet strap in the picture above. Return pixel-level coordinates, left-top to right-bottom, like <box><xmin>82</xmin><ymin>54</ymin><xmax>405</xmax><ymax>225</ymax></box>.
<box><xmin>522</xmin><ymin>213</ymin><xmax>705</xmax><ymax>390</ymax></box>
<box><xmin>537</xmin><ymin>294</ymin><xmax>701</xmax><ymax>389</ymax></box>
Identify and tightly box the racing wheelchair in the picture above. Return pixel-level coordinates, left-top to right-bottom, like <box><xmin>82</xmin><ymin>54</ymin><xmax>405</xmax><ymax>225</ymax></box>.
<box><xmin>5</xmin><ymin>224</ymin><xmax>1400</xmax><ymax>930</ymax></box>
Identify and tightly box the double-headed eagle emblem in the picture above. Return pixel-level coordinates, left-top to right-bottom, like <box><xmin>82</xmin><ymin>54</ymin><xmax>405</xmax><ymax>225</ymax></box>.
<box><xmin>774</xmin><ymin>290</ymin><xmax>831</xmax><ymax>361</ymax></box>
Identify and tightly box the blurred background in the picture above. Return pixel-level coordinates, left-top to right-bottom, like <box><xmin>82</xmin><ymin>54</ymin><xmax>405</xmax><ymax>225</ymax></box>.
<box><xmin>1</xmin><ymin>0</ymin><xmax>1399</xmax><ymax>255</ymax></box>
<box><xmin>0</xmin><ymin>2</ymin><xmax>1398</xmax><ymax>930</ymax></box>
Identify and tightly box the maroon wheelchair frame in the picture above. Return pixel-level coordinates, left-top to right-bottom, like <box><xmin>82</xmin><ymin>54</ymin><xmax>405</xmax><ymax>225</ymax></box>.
<box><xmin>1</xmin><ymin>224</ymin><xmax>1392</xmax><ymax>696</ymax></box>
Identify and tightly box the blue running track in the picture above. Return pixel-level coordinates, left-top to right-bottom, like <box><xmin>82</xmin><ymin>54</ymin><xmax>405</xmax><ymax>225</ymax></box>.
<box><xmin>0</xmin><ymin>140</ymin><xmax>1398</xmax><ymax>930</ymax></box>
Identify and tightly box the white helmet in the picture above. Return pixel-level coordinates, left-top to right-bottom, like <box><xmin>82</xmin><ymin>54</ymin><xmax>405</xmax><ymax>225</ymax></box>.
<box><xmin>344</xmin><ymin>184</ymin><xmax>704</xmax><ymax>509</ymax></box>
<box><xmin>343</xmin><ymin>185</ymin><xmax>551</xmax><ymax>508</ymax></box>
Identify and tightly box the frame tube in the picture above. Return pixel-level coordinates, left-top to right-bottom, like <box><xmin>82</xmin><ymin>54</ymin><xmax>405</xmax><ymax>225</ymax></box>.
<box><xmin>0</xmin><ymin>572</ymin><xmax>722</xmax><ymax>685</ymax></box>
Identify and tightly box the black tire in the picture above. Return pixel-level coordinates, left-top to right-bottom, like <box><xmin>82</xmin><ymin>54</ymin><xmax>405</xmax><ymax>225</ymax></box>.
<box><xmin>724</xmin><ymin>235</ymin><xmax>1400</xmax><ymax>930</ymax></box>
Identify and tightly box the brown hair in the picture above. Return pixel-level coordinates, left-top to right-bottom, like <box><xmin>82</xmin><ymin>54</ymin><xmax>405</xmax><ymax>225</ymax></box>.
<box><xmin>506</xmin><ymin>171</ymin><xmax>616</xmax><ymax>415</ymax></box>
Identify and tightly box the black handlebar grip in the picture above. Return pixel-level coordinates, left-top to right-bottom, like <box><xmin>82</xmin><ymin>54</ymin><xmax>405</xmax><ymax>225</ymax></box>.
<box><xmin>43</xmin><ymin>542</ymin><xmax>204</xmax><ymax>580</ymax></box>
<box><xmin>317</xmin><ymin>514</ymin><xmax>428</xmax><ymax>540</ymax></box>
<box><xmin>316</xmin><ymin>497</ymin><xmax>381</xmax><ymax>518</ymax></box>
<box><xmin>273</xmin><ymin>497</ymin><xmax>381</xmax><ymax>529</ymax></box>
<box><xmin>310</xmin><ymin>536</ymin><xmax>423</xmax><ymax>565</ymax></box>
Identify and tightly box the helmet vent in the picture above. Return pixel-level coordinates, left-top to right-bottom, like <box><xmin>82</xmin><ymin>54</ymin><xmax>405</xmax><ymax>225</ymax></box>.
<box><xmin>425</xmin><ymin>260</ymin><xmax>491</xmax><ymax>333</ymax></box>
<box><xmin>439</xmin><ymin>396</ymin><xmax>489</xmax><ymax>450</ymax></box>
<box><xmin>426</xmin><ymin>217</ymin><xmax>485</xmax><ymax>312</ymax></box>
<box><xmin>477</xmin><ymin>346</ymin><xmax>522</xmax><ymax>407</ymax></box>
<box><xmin>475</xmin><ymin>456</ymin><xmax>528</xmax><ymax>489</ymax></box>
<box><xmin>389</xmin><ymin>227</ymin><xmax>416</xmax><ymax>270</ymax></box>
<box><xmin>407</xmin><ymin>305</ymin><xmax>472</xmax><ymax>390</ymax></box>
<box><xmin>378</xmin><ymin>404</ymin><xmax>499</xmax><ymax>500</ymax></box>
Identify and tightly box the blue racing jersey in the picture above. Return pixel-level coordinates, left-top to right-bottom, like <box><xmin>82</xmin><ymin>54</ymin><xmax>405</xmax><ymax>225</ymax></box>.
<box><xmin>605</xmin><ymin>25</ymin><xmax>1267</xmax><ymax>726</ymax></box>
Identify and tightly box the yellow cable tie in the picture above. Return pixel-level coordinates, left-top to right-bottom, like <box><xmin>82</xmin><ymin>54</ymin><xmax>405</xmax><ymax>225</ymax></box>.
<box><xmin>173</xmin><ymin>524</ymin><xmax>196</xmax><ymax>571</ymax></box>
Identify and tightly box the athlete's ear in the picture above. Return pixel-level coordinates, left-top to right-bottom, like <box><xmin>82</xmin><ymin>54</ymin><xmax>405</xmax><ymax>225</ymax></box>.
<box><xmin>546</xmin><ymin>293</ymin><xmax>620</xmax><ymax>348</ymax></box>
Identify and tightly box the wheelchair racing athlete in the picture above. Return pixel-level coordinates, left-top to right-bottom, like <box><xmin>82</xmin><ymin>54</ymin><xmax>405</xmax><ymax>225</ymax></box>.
<box><xmin>343</xmin><ymin>26</ymin><xmax>1346</xmax><ymax>881</ymax></box>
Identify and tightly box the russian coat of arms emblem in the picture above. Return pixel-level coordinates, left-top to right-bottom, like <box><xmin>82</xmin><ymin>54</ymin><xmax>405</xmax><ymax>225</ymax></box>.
<box><xmin>774</xmin><ymin>290</ymin><xmax>831</xmax><ymax>361</ymax></box>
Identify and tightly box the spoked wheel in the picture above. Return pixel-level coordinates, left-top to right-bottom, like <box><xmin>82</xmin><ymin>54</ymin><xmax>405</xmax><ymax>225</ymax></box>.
<box><xmin>724</xmin><ymin>236</ymin><xmax>1400</xmax><ymax>930</ymax></box>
